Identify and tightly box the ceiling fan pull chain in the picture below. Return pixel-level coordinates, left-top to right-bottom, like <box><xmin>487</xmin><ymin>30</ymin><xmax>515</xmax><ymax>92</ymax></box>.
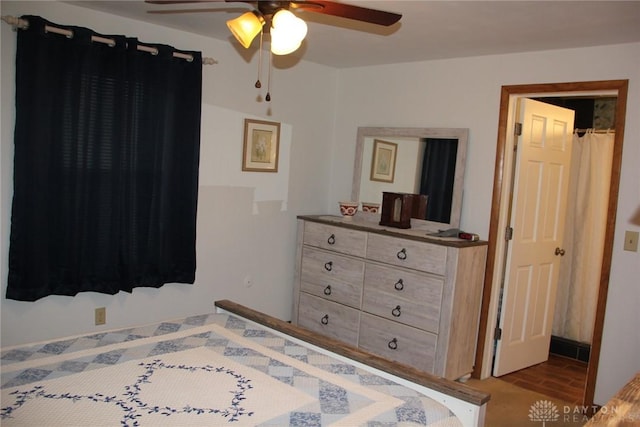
<box><xmin>265</xmin><ymin>48</ymin><xmax>272</xmax><ymax>102</ymax></box>
<box><xmin>255</xmin><ymin>30</ymin><xmax>263</xmax><ymax>89</ymax></box>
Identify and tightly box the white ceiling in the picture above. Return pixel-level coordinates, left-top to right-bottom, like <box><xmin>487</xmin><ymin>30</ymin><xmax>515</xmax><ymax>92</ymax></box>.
<box><xmin>65</xmin><ymin>1</ymin><xmax>640</xmax><ymax>68</ymax></box>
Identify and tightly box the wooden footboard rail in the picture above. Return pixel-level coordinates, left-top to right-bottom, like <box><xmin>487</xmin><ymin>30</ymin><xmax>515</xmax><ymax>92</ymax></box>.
<box><xmin>215</xmin><ymin>299</ymin><xmax>490</xmax><ymax>413</ymax></box>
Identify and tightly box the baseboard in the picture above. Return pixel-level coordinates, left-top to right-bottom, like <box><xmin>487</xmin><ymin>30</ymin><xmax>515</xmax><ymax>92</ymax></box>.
<box><xmin>550</xmin><ymin>335</ymin><xmax>590</xmax><ymax>363</ymax></box>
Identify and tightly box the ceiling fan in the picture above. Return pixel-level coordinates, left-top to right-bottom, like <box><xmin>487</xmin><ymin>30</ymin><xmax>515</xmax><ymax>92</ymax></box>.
<box><xmin>145</xmin><ymin>1</ymin><xmax>401</xmax><ymax>54</ymax></box>
<box><xmin>145</xmin><ymin>1</ymin><xmax>401</xmax><ymax>100</ymax></box>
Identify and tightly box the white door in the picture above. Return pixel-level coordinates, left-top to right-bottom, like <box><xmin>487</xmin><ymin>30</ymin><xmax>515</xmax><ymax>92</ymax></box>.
<box><xmin>493</xmin><ymin>98</ymin><xmax>575</xmax><ymax>376</ymax></box>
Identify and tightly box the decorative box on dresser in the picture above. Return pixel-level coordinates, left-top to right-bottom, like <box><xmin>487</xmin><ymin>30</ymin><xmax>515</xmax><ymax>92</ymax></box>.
<box><xmin>292</xmin><ymin>215</ymin><xmax>488</xmax><ymax>381</ymax></box>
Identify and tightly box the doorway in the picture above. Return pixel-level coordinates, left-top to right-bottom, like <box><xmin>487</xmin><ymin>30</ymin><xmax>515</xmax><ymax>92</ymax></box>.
<box><xmin>473</xmin><ymin>80</ymin><xmax>629</xmax><ymax>410</ymax></box>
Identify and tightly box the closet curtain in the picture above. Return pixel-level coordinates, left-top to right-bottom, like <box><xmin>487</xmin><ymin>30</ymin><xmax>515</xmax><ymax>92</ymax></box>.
<box><xmin>7</xmin><ymin>16</ymin><xmax>202</xmax><ymax>301</ymax></box>
<box><xmin>552</xmin><ymin>131</ymin><xmax>614</xmax><ymax>344</ymax></box>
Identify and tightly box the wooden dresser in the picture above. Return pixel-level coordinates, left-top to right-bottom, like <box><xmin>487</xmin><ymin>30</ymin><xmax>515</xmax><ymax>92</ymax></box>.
<box><xmin>292</xmin><ymin>215</ymin><xmax>488</xmax><ymax>381</ymax></box>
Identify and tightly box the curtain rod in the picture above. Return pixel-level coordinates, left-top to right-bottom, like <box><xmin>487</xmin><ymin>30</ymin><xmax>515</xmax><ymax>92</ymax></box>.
<box><xmin>574</xmin><ymin>128</ymin><xmax>615</xmax><ymax>134</ymax></box>
<box><xmin>2</xmin><ymin>15</ymin><xmax>217</xmax><ymax>65</ymax></box>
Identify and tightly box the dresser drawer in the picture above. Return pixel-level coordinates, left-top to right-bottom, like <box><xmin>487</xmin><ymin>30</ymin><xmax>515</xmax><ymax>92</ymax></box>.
<box><xmin>304</xmin><ymin>221</ymin><xmax>367</xmax><ymax>257</ymax></box>
<box><xmin>362</xmin><ymin>263</ymin><xmax>442</xmax><ymax>333</ymax></box>
<box><xmin>367</xmin><ymin>233</ymin><xmax>447</xmax><ymax>275</ymax></box>
<box><xmin>300</xmin><ymin>247</ymin><xmax>364</xmax><ymax>309</ymax></box>
<box><xmin>297</xmin><ymin>293</ymin><xmax>360</xmax><ymax>345</ymax></box>
<box><xmin>359</xmin><ymin>313</ymin><xmax>436</xmax><ymax>373</ymax></box>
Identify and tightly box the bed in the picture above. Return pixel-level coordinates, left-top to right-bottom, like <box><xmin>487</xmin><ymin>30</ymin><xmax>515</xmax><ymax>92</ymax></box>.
<box><xmin>1</xmin><ymin>300</ymin><xmax>489</xmax><ymax>426</ymax></box>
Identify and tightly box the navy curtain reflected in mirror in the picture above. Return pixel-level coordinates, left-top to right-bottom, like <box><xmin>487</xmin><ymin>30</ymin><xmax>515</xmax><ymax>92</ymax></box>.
<box><xmin>7</xmin><ymin>16</ymin><xmax>202</xmax><ymax>301</ymax></box>
<box><xmin>419</xmin><ymin>138</ymin><xmax>458</xmax><ymax>224</ymax></box>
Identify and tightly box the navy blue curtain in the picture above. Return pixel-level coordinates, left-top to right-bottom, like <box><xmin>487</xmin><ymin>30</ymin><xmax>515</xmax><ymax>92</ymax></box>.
<box><xmin>419</xmin><ymin>138</ymin><xmax>457</xmax><ymax>223</ymax></box>
<box><xmin>7</xmin><ymin>16</ymin><xmax>202</xmax><ymax>301</ymax></box>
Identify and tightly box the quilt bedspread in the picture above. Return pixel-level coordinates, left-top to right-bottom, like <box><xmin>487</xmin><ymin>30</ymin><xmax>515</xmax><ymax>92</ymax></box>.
<box><xmin>1</xmin><ymin>312</ymin><xmax>461</xmax><ymax>426</ymax></box>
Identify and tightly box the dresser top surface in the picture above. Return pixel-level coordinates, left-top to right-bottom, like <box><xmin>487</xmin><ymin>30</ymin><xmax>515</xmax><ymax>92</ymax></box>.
<box><xmin>299</xmin><ymin>215</ymin><xmax>488</xmax><ymax>249</ymax></box>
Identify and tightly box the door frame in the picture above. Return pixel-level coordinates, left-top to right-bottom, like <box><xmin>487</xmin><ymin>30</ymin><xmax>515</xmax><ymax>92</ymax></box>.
<box><xmin>473</xmin><ymin>80</ymin><xmax>629</xmax><ymax>409</ymax></box>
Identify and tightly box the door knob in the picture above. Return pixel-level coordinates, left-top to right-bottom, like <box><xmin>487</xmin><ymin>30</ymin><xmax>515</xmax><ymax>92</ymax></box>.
<box><xmin>555</xmin><ymin>247</ymin><xmax>566</xmax><ymax>256</ymax></box>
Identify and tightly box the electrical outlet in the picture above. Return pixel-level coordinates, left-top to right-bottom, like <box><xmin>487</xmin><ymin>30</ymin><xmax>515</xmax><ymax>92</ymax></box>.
<box><xmin>95</xmin><ymin>307</ymin><xmax>106</xmax><ymax>325</ymax></box>
<box><xmin>624</xmin><ymin>230</ymin><xmax>639</xmax><ymax>252</ymax></box>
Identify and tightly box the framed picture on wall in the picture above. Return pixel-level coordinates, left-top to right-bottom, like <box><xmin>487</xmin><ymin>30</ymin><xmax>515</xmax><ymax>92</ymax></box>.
<box><xmin>370</xmin><ymin>139</ymin><xmax>397</xmax><ymax>183</ymax></box>
<box><xmin>242</xmin><ymin>119</ymin><xmax>281</xmax><ymax>172</ymax></box>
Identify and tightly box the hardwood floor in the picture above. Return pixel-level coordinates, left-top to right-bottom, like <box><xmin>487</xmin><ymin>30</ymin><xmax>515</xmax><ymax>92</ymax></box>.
<box><xmin>498</xmin><ymin>354</ymin><xmax>588</xmax><ymax>405</ymax></box>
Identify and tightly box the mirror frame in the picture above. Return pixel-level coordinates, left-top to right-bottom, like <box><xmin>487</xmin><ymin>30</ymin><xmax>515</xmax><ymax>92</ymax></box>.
<box><xmin>351</xmin><ymin>127</ymin><xmax>469</xmax><ymax>230</ymax></box>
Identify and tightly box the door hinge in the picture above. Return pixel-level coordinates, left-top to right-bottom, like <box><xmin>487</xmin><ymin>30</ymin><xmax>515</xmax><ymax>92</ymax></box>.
<box><xmin>494</xmin><ymin>326</ymin><xmax>502</xmax><ymax>341</ymax></box>
<box><xmin>505</xmin><ymin>226</ymin><xmax>513</xmax><ymax>241</ymax></box>
<box><xmin>514</xmin><ymin>122</ymin><xmax>522</xmax><ymax>136</ymax></box>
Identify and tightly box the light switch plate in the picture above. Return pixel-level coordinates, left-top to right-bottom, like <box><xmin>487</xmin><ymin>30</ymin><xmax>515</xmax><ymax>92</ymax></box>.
<box><xmin>623</xmin><ymin>230</ymin><xmax>639</xmax><ymax>252</ymax></box>
<box><xmin>95</xmin><ymin>307</ymin><xmax>106</xmax><ymax>325</ymax></box>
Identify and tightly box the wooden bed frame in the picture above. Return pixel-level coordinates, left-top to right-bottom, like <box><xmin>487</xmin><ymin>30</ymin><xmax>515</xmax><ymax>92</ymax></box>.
<box><xmin>215</xmin><ymin>299</ymin><xmax>490</xmax><ymax>427</ymax></box>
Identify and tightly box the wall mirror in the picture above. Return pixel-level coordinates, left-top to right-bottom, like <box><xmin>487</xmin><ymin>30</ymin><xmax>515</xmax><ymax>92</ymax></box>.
<box><xmin>351</xmin><ymin>127</ymin><xmax>468</xmax><ymax>230</ymax></box>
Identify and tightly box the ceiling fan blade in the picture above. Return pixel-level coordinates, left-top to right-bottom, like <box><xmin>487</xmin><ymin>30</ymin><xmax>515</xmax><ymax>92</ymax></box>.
<box><xmin>145</xmin><ymin>0</ymin><xmax>225</xmax><ymax>4</ymax></box>
<box><xmin>294</xmin><ymin>1</ymin><xmax>401</xmax><ymax>26</ymax></box>
<box><xmin>148</xmin><ymin>7</ymin><xmax>248</xmax><ymax>14</ymax></box>
<box><xmin>146</xmin><ymin>0</ymin><xmax>400</xmax><ymax>26</ymax></box>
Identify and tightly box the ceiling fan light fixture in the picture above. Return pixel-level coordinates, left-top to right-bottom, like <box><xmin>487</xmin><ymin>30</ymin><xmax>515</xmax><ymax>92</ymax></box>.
<box><xmin>271</xmin><ymin>33</ymin><xmax>301</xmax><ymax>55</ymax></box>
<box><xmin>226</xmin><ymin>10</ymin><xmax>265</xmax><ymax>49</ymax></box>
<box><xmin>270</xmin><ymin>9</ymin><xmax>307</xmax><ymax>55</ymax></box>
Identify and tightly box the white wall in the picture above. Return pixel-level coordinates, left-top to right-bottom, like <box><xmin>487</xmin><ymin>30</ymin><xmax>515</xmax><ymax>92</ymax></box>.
<box><xmin>330</xmin><ymin>44</ymin><xmax>640</xmax><ymax>405</ymax></box>
<box><xmin>2</xmin><ymin>0</ymin><xmax>638</xmax><ymax>408</ymax></box>
<box><xmin>1</xmin><ymin>1</ymin><xmax>336</xmax><ymax>345</ymax></box>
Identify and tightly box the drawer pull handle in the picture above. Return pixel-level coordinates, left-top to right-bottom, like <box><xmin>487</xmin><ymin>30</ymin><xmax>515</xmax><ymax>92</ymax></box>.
<box><xmin>397</xmin><ymin>248</ymin><xmax>407</xmax><ymax>260</ymax></box>
<box><xmin>392</xmin><ymin>305</ymin><xmax>402</xmax><ymax>317</ymax></box>
<box><xmin>321</xmin><ymin>314</ymin><xmax>329</xmax><ymax>325</ymax></box>
<box><xmin>394</xmin><ymin>279</ymin><xmax>404</xmax><ymax>291</ymax></box>
<box><xmin>388</xmin><ymin>338</ymin><xmax>398</xmax><ymax>350</ymax></box>
<box><xmin>324</xmin><ymin>285</ymin><xmax>332</xmax><ymax>295</ymax></box>
<box><xmin>327</xmin><ymin>234</ymin><xmax>336</xmax><ymax>245</ymax></box>
<box><xmin>324</xmin><ymin>261</ymin><xmax>333</xmax><ymax>271</ymax></box>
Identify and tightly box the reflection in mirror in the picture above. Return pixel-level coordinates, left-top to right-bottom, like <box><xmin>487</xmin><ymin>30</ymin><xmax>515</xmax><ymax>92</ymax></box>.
<box><xmin>352</xmin><ymin>127</ymin><xmax>468</xmax><ymax>230</ymax></box>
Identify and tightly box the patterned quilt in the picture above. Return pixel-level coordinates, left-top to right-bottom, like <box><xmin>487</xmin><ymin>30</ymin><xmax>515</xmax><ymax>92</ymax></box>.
<box><xmin>1</xmin><ymin>312</ymin><xmax>461</xmax><ymax>426</ymax></box>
